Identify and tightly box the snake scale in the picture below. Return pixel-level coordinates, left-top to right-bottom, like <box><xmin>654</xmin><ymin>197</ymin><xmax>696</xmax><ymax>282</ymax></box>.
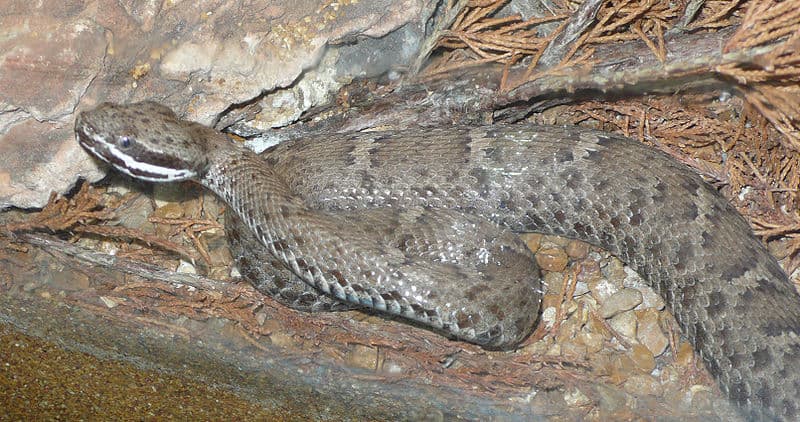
<box><xmin>75</xmin><ymin>101</ymin><xmax>800</xmax><ymax>420</ymax></box>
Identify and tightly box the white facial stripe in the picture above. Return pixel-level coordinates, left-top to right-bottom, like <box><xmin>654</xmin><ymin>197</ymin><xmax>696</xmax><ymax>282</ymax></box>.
<box><xmin>80</xmin><ymin>129</ymin><xmax>195</xmax><ymax>182</ymax></box>
<box><xmin>104</xmin><ymin>142</ymin><xmax>194</xmax><ymax>181</ymax></box>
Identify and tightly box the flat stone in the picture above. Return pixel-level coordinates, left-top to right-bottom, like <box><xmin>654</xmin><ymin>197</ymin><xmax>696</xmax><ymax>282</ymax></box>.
<box><xmin>629</xmin><ymin>343</ymin><xmax>656</xmax><ymax>373</ymax></box>
<box><xmin>636</xmin><ymin>309</ymin><xmax>669</xmax><ymax>357</ymax></box>
<box><xmin>609</xmin><ymin>310</ymin><xmax>638</xmax><ymax>344</ymax></box>
<box><xmin>600</xmin><ymin>288</ymin><xmax>643</xmax><ymax>318</ymax></box>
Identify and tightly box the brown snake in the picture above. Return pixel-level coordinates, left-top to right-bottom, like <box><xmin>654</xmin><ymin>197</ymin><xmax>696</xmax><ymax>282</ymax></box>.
<box><xmin>75</xmin><ymin>101</ymin><xmax>800</xmax><ymax>420</ymax></box>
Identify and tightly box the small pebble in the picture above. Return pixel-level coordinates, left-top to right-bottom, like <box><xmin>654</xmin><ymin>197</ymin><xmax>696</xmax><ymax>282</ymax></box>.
<box><xmin>636</xmin><ymin>309</ymin><xmax>669</xmax><ymax>357</ymax></box>
<box><xmin>609</xmin><ymin>310</ymin><xmax>638</xmax><ymax>344</ymax></box>
<box><xmin>600</xmin><ymin>288</ymin><xmax>643</xmax><ymax>318</ymax></box>
<box><xmin>623</xmin><ymin>374</ymin><xmax>663</xmax><ymax>396</ymax></box>
<box><xmin>629</xmin><ymin>343</ymin><xmax>656</xmax><ymax>373</ymax></box>
<box><xmin>520</xmin><ymin>233</ymin><xmax>542</xmax><ymax>252</ymax></box>
<box><xmin>345</xmin><ymin>344</ymin><xmax>379</xmax><ymax>371</ymax></box>
<box><xmin>536</xmin><ymin>248</ymin><xmax>569</xmax><ymax>272</ymax></box>
<box><xmin>565</xmin><ymin>240</ymin><xmax>589</xmax><ymax>258</ymax></box>
<box><xmin>564</xmin><ymin>388</ymin><xmax>592</xmax><ymax>407</ymax></box>
<box><xmin>588</xmin><ymin>277</ymin><xmax>619</xmax><ymax>303</ymax></box>
<box><xmin>676</xmin><ymin>341</ymin><xmax>696</xmax><ymax>367</ymax></box>
<box><xmin>176</xmin><ymin>259</ymin><xmax>196</xmax><ymax>274</ymax></box>
<box><xmin>153</xmin><ymin>202</ymin><xmax>184</xmax><ymax>219</ymax></box>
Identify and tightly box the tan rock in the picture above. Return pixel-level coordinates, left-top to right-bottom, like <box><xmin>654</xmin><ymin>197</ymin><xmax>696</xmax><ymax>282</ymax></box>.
<box><xmin>565</xmin><ymin>239</ymin><xmax>590</xmax><ymax>258</ymax></box>
<box><xmin>600</xmin><ymin>288</ymin><xmax>643</xmax><ymax>318</ymax></box>
<box><xmin>345</xmin><ymin>344</ymin><xmax>379</xmax><ymax>371</ymax></box>
<box><xmin>629</xmin><ymin>343</ymin><xmax>656</xmax><ymax>373</ymax></box>
<box><xmin>536</xmin><ymin>247</ymin><xmax>569</xmax><ymax>272</ymax></box>
<box><xmin>609</xmin><ymin>310</ymin><xmax>638</xmax><ymax>344</ymax></box>
<box><xmin>676</xmin><ymin>341</ymin><xmax>696</xmax><ymax>367</ymax></box>
<box><xmin>520</xmin><ymin>232</ymin><xmax>542</xmax><ymax>252</ymax></box>
<box><xmin>636</xmin><ymin>309</ymin><xmax>669</xmax><ymax>357</ymax></box>
<box><xmin>623</xmin><ymin>374</ymin><xmax>663</xmax><ymax>396</ymax></box>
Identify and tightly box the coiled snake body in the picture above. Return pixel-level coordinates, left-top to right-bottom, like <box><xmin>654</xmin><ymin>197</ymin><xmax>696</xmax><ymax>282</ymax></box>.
<box><xmin>76</xmin><ymin>101</ymin><xmax>800</xmax><ymax>420</ymax></box>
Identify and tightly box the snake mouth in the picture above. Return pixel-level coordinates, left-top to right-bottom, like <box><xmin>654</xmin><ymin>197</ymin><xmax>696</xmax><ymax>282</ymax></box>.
<box><xmin>75</xmin><ymin>117</ymin><xmax>112</xmax><ymax>165</ymax></box>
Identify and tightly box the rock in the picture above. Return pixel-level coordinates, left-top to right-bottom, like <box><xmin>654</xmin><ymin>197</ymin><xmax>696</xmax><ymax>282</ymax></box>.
<box><xmin>560</xmin><ymin>341</ymin><xmax>587</xmax><ymax>359</ymax></box>
<box><xmin>520</xmin><ymin>233</ymin><xmax>542</xmax><ymax>252</ymax></box>
<box><xmin>565</xmin><ymin>240</ymin><xmax>590</xmax><ymax>258</ymax></box>
<box><xmin>595</xmin><ymin>383</ymin><xmax>629</xmax><ymax>412</ymax></box>
<box><xmin>153</xmin><ymin>202</ymin><xmax>184</xmax><ymax>219</ymax></box>
<box><xmin>689</xmin><ymin>385</ymin><xmax>716</xmax><ymax>410</ymax></box>
<box><xmin>543</xmin><ymin>271</ymin><xmax>566</xmax><ymax>295</ymax></box>
<box><xmin>577</xmin><ymin>331</ymin><xmax>605</xmax><ymax>353</ymax></box>
<box><xmin>563</xmin><ymin>388</ymin><xmax>593</xmax><ymax>407</ymax></box>
<box><xmin>114</xmin><ymin>193</ymin><xmax>156</xmax><ymax>232</ymax></box>
<box><xmin>601</xmin><ymin>256</ymin><xmax>626</xmax><ymax>285</ymax></box>
<box><xmin>345</xmin><ymin>344</ymin><xmax>379</xmax><ymax>371</ymax></box>
<box><xmin>379</xmin><ymin>359</ymin><xmax>404</xmax><ymax>375</ymax></box>
<box><xmin>540</xmin><ymin>305</ymin><xmax>558</xmax><ymax>330</ymax></box>
<box><xmin>176</xmin><ymin>260</ymin><xmax>197</xmax><ymax>274</ymax></box>
<box><xmin>588</xmin><ymin>277</ymin><xmax>619</xmax><ymax>304</ymax></box>
<box><xmin>676</xmin><ymin>341</ymin><xmax>696</xmax><ymax>367</ymax></box>
<box><xmin>540</xmin><ymin>234</ymin><xmax>571</xmax><ymax>247</ymax></box>
<box><xmin>623</xmin><ymin>374</ymin><xmax>663</xmax><ymax>396</ymax></box>
<box><xmin>268</xmin><ymin>331</ymin><xmax>297</xmax><ymax>349</ymax></box>
<box><xmin>0</xmin><ymin>13</ymin><xmax>106</xmax><ymax>208</ymax></box>
<box><xmin>536</xmin><ymin>248</ymin><xmax>569</xmax><ymax>272</ymax></box>
<box><xmin>623</xmin><ymin>266</ymin><xmax>666</xmax><ymax>310</ymax></box>
<box><xmin>608</xmin><ymin>354</ymin><xmax>637</xmax><ymax>385</ymax></box>
<box><xmin>629</xmin><ymin>343</ymin><xmax>656</xmax><ymax>373</ymax></box>
<box><xmin>608</xmin><ymin>310</ymin><xmax>638</xmax><ymax>344</ymax></box>
<box><xmin>599</xmin><ymin>288</ymin><xmax>643</xmax><ymax>318</ymax></box>
<box><xmin>573</xmin><ymin>281</ymin><xmax>590</xmax><ymax>296</ymax></box>
<box><xmin>633</xmin><ymin>284</ymin><xmax>666</xmax><ymax>311</ymax></box>
<box><xmin>1</xmin><ymin>0</ymin><xmax>426</xmax><ymax>209</ymax></box>
<box><xmin>636</xmin><ymin>309</ymin><xmax>669</xmax><ymax>357</ymax></box>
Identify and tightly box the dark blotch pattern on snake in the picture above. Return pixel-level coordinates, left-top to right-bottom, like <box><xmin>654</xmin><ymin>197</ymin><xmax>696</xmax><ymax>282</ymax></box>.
<box><xmin>75</xmin><ymin>101</ymin><xmax>800</xmax><ymax>420</ymax></box>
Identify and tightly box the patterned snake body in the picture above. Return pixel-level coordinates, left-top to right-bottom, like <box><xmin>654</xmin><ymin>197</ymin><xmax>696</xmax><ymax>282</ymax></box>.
<box><xmin>76</xmin><ymin>101</ymin><xmax>800</xmax><ymax>420</ymax></box>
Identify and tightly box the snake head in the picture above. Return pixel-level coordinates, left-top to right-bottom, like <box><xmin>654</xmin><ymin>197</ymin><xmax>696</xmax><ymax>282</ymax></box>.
<box><xmin>75</xmin><ymin>101</ymin><xmax>210</xmax><ymax>182</ymax></box>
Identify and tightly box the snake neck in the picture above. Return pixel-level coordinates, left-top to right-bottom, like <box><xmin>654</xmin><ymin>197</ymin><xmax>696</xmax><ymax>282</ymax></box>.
<box><xmin>200</xmin><ymin>144</ymin><xmax>300</xmax><ymax>245</ymax></box>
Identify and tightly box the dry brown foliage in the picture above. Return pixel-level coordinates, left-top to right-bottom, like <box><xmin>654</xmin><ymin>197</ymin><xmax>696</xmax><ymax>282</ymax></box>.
<box><xmin>425</xmin><ymin>0</ymin><xmax>686</xmax><ymax>81</ymax></box>
<box><xmin>583</xmin><ymin>0</ymin><xmax>682</xmax><ymax>61</ymax></box>
<box><xmin>424</xmin><ymin>0</ymin><xmax>569</xmax><ymax>78</ymax></box>
<box><xmin>2</xmin><ymin>183</ymin><xmax>198</xmax><ymax>262</ymax></box>
<box><xmin>717</xmin><ymin>0</ymin><xmax>800</xmax><ymax>151</ymax></box>
<box><xmin>686</xmin><ymin>0</ymin><xmax>745</xmax><ymax>29</ymax></box>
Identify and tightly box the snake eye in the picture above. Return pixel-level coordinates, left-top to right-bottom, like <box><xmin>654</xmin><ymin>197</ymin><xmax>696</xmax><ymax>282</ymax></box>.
<box><xmin>118</xmin><ymin>136</ymin><xmax>132</xmax><ymax>148</ymax></box>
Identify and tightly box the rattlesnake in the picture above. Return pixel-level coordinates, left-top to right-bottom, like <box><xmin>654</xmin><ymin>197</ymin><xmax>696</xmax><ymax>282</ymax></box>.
<box><xmin>76</xmin><ymin>101</ymin><xmax>800</xmax><ymax>420</ymax></box>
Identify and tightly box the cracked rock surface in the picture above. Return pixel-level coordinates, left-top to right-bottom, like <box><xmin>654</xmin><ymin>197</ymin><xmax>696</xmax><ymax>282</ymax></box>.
<box><xmin>0</xmin><ymin>0</ymin><xmax>426</xmax><ymax>209</ymax></box>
